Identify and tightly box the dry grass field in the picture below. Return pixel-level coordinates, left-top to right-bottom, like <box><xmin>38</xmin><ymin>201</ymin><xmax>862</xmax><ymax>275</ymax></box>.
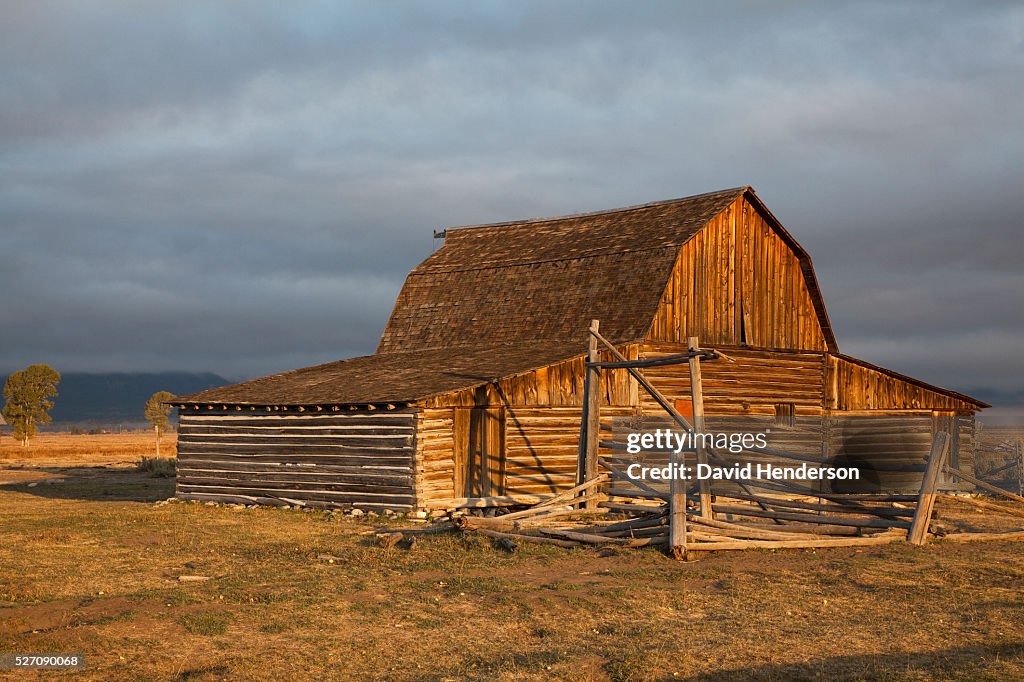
<box><xmin>2</xmin><ymin>432</ymin><xmax>1024</xmax><ymax>681</ymax></box>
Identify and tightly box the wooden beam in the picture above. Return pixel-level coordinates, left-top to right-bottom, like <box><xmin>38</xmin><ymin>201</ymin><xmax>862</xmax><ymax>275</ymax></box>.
<box><xmin>685</xmin><ymin>534</ymin><xmax>903</xmax><ymax>552</ymax></box>
<box><xmin>908</xmin><ymin>432</ymin><xmax>951</xmax><ymax>545</ymax></box>
<box><xmin>688</xmin><ymin>336</ymin><xmax>712</xmax><ymax>519</ymax></box>
<box><xmin>942</xmin><ymin>464</ymin><xmax>1024</xmax><ymax>505</ymax></box>
<box><xmin>590</xmin><ymin>327</ymin><xmax>693</xmax><ymax>432</ymax></box>
<box><xmin>669</xmin><ymin>451</ymin><xmax>687</xmax><ymax>560</ymax></box>
<box><xmin>582</xmin><ymin>320</ymin><xmax>602</xmax><ymax>509</ymax></box>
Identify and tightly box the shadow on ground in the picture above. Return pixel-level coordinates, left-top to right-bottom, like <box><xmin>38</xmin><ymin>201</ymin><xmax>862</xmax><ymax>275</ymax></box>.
<box><xmin>0</xmin><ymin>464</ymin><xmax>174</xmax><ymax>503</ymax></box>
<box><xmin>673</xmin><ymin>640</ymin><xmax>1024</xmax><ymax>681</ymax></box>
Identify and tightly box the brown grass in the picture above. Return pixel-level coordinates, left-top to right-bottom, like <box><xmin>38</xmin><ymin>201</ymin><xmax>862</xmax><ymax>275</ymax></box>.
<box><xmin>0</xmin><ymin>431</ymin><xmax>176</xmax><ymax>463</ymax></box>
<box><xmin>1</xmin><ymin>435</ymin><xmax>1023</xmax><ymax>680</ymax></box>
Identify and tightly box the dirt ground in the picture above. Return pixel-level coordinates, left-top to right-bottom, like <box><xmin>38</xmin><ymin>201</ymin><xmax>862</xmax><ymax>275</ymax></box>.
<box><xmin>2</xmin><ymin>433</ymin><xmax>1024</xmax><ymax>681</ymax></box>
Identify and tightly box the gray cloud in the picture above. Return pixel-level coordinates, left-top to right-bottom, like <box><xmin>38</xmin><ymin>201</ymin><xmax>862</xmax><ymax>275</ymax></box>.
<box><xmin>1</xmin><ymin>1</ymin><xmax>1022</xmax><ymax>408</ymax></box>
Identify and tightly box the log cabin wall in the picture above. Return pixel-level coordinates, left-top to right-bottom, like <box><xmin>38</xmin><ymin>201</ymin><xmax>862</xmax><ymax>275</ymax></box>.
<box><xmin>415</xmin><ymin>349</ymin><xmax>641</xmax><ymax>503</ymax></box>
<box><xmin>176</xmin><ymin>407</ymin><xmax>418</xmax><ymax>511</ymax></box>
<box><xmin>638</xmin><ymin>342</ymin><xmax>828</xmax><ymax>459</ymax></box>
<box><xmin>646</xmin><ymin>196</ymin><xmax>829</xmax><ymax>352</ymax></box>
<box><xmin>825</xmin><ymin>354</ymin><xmax>978</xmax><ymax>488</ymax></box>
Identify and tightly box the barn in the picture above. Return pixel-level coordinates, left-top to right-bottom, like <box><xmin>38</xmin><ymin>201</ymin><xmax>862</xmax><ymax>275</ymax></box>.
<box><xmin>174</xmin><ymin>186</ymin><xmax>987</xmax><ymax>511</ymax></box>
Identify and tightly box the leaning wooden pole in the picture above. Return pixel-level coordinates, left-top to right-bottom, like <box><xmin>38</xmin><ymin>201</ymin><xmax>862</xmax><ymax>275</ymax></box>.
<box><xmin>942</xmin><ymin>464</ymin><xmax>1024</xmax><ymax>505</ymax></box>
<box><xmin>688</xmin><ymin>336</ymin><xmax>713</xmax><ymax>519</ymax></box>
<box><xmin>908</xmin><ymin>431</ymin><xmax>951</xmax><ymax>545</ymax></box>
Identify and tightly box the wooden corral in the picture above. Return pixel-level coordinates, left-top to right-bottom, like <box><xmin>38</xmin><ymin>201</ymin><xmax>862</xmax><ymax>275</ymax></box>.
<box><xmin>175</xmin><ymin>186</ymin><xmax>987</xmax><ymax>511</ymax></box>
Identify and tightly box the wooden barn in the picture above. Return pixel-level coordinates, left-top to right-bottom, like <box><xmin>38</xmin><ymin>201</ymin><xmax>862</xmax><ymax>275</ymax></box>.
<box><xmin>174</xmin><ymin>186</ymin><xmax>987</xmax><ymax>511</ymax></box>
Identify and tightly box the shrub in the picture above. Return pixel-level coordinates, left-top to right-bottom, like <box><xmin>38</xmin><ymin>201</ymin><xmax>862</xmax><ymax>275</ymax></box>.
<box><xmin>137</xmin><ymin>456</ymin><xmax>176</xmax><ymax>477</ymax></box>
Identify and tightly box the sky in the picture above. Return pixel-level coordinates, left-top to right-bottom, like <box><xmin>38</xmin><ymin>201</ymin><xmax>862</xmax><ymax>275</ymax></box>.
<box><xmin>1</xmin><ymin>1</ymin><xmax>1022</xmax><ymax>411</ymax></box>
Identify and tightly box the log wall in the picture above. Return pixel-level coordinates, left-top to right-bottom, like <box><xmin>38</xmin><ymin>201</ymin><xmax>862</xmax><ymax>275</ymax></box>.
<box><xmin>421</xmin><ymin>346</ymin><xmax>640</xmax><ymax>409</ymax></box>
<box><xmin>176</xmin><ymin>408</ymin><xmax>418</xmax><ymax>510</ymax></box>
<box><xmin>416</xmin><ymin>346</ymin><xmax>641</xmax><ymax>502</ymax></box>
<box><xmin>640</xmin><ymin>343</ymin><xmax>827</xmax><ymax>418</ymax></box>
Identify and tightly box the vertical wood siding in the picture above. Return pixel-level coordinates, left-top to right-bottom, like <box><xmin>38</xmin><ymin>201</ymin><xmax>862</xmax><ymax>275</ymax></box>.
<box><xmin>646</xmin><ymin>197</ymin><xmax>828</xmax><ymax>351</ymax></box>
<box><xmin>176</xmin><ymin>408</ymin><xmax>418</xmax><ymax>510</ymax></box>
<box><xmin>826</xmin><ymin>355</ymin><xmax>978</xmax><ymax>412</ymax></box>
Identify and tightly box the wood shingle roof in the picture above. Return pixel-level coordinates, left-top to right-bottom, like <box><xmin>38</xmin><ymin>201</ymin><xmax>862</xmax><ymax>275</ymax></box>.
<box><xmin>377</xmin><ymin>187</ymin><xmax>745</xmax><ymax>353</ymax></box>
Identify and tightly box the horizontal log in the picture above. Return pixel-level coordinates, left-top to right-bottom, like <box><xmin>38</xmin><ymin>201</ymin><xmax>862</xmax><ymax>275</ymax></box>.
<box><xmin>177</xmin><ymin>475</ymin><xmax>413</xmax><ymax>494</ymax></box>
<box><xmin>606</xmin><ymin>488</ymin><xmax>670</xmax><ymax>501</ymax></box>
<box><xmin>937</xmin><ymin>494</ymin><xmax>1024</xmax><ymax>520</ymax></box>
<box><xmin>685</xmin><ymin>534</ymin><xmax>903</xmax><ymax>552</ymax></box>
<box><xmin>688</xmin><ymin>515</ymin><xmax>831</xmax><ymax>541</ymax></box>
<box><xmin>424</xmin><ymin>493</ymin><xmax>555</xmax><ymax>509</ymax></box>
<box><xmin>181</xmin><ymin>415</ymin><xmax>416</xmax><ymax>426</ymax></box>
<box><xmin>712</xmin><ymin>491</ymin><xmax>915</xmax><ymax>518</ymax></box>
<box><xmin>177</xmin><ymin>451</ymin><xmax>414</xmax><ymax>466</ymax></box>
<box><xmin>176</xmin><ymin>491</ymin><xmax>412</xmax><ymax>511</ymax></box>
<box><xmin>176</xmin><ymin>484</ymin><xmax>414</xmax><ymax>505</ymax></box>
<box><xmin>179</xmin><ymin>436</ymin><xmax>413</xmax><ymax>449</ymax></box>
<box><xmin>179</xmin><ymin>425</ymin><xmax>415</xmax><ymax>437</ymax></box>
<box><xmin>598</xmin><ymin>501</ymin><xmax>666</xmax><ymax>514</ymax></box>
<box><xmin>474</xmin><ymin>528</ymin><xmax>580</xmax><ymax>548</ymax></box>
<box><xmin>938</xmin><ymin>530</ymin><xmax>1024</xmax><ymax>543</ymax></box>
<box><xmin>536</xmin><ymin>528</ymin><xmax>655</xmax><ymax>546</ymax></box>
<box><xmin>712</xmin><ymin>504</ymin><xmax>910</xmax><ymax>529</ymax></box>
<box><xmin>943</xmin><ymin>466</ymin><xmax>1024</xmax><ymax>504</ymax></box>
<box><xmin>177</xmin><ymin>457</ymin><xmax>412</xmax><ymax>475</ymax></box>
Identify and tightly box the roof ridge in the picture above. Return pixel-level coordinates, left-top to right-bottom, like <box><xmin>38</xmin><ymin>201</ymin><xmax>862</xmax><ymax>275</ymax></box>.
<box><xmin>443</xmin><ymin>186</ymin><xmax>749</xmax><ymax>234</ymax></box>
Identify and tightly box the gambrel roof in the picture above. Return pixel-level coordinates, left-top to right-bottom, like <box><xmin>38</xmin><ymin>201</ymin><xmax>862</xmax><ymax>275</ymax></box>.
<box><xmin>378</xmin><ymin>186</ymin><xmax>837</xmax><ymax>354</ymax></box>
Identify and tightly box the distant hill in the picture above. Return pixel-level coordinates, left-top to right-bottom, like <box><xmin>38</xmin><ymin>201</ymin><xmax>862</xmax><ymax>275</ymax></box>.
<box><xmin>32</xmin><ymin>372</ymin><xmax>230</xmax><ymax>426</ymax></box>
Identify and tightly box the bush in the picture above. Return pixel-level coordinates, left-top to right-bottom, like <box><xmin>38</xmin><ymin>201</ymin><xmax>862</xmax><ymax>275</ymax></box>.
<box><xmin>137</xmin><ymin>456</ymin><xmax>176</xmax><ymax>477</ymax></box>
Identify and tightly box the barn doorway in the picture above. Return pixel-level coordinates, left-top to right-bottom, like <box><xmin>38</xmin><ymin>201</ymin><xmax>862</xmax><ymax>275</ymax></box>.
<box><xmin>454</xmin><ymin>406</ymin><xmax>506</xmax><ymax>497</ymax></box>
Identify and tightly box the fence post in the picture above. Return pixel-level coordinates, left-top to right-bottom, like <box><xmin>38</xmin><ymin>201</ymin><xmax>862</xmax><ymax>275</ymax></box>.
<box><xmin>669</xmin><ymin>450</ymin><xmax>688</xmax><ymax>560</ymax></box>
<box><xmin>576</xmin><ymin>320</ymin><xmax>603</xmax><ymax>509</ymax></box>
<box><xmin>909</xmin><ymin>432</ymin><xmax>951</xmax><ymax>545</ymax></box>
<box><xmin>687</xmin><ymin>336</ymin><xmax>713</xmax><ymax>519</ymax></box>
<box><xmin>1017</xmin><ymin>441</ymin><xmax>1023</xmax><ymax>498</ymax></box>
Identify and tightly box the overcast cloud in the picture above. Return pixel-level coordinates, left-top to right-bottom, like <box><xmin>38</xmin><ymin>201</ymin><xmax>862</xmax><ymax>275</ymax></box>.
<box><xmin>1</xmin><ymin>1</ymin><xmax>1022</xmax><ymax>410</ymax></box>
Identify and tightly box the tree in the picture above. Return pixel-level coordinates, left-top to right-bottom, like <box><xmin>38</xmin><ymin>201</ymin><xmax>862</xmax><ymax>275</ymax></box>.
<box><xmin>2</xmin><ymin>364</ymin><xmax>61</xmax><ymax>447</ymax></box>
<box><xmin>145</xmin><ymin>391</ymin><xmax>176</xmax><ymax>457</ymax></box>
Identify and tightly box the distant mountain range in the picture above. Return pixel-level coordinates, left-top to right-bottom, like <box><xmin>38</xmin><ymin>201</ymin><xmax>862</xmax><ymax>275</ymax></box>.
<box><xmin>29</xmin><ymin>372</ymin><xmax>230</xmax><ymax>426</ymax></box>
<box><xmin>1</xmin><ymin>370</ymin><xmax>1017</xmax><ymax>428</ymax></box>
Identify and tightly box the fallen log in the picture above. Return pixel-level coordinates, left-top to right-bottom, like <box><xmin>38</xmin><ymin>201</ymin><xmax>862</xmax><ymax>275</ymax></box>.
<box><xmin>713</xmin><ymin>503</ymin><xmax>910</xmax><ymax>529</ymax></box>
<box><xmin>475</xmin><ymin>528</ymin><xmax>581</xmax><ymax>548</ymax></box>
<box><xmin>605</xmin><ymin>487</ymin><xmax>670</xmax><ymax>501</ymax></box>
<box><xmin>687</xmin><ymin>515</ymin><xmax>837</xmax><ymax>541</ymax></box>
<box><xmin>426</xmin><ymin>493</ymin><xmax>555</xmax><ymax>509</ymax></box>
<box><xmin>514</xmin><ymin>506</ymin><xmax>609</xmax><ymax>530</ymax></box>
<box><xmin>713</xmin><ymin>490</ymin><xmax>915</xmax><ymax>519</ymax></box>
<box><xmin>376</xmin><ymin>532</ymin><xmax>403</xmax><ymax>549</ymax></box>
<box><xmin>598</xmin><ymin>501</ymin><xmax>666</xmax><ymax>514</ymax></box>
<box><xmin>937</xmin><ymin>494</ymin><xmax>1024</xmax><ymax>520</ymax></box>
<box><xmin>536</xmin><ymin>528</ymin><xmax>657</xmax><ymax>547</ymax></box>
<box><xmin>937</xmin><ymin>530</ymin><xmax>1024</xmax><ymax>543</ymax></box>
<box><xmin>686</xmin><ymin>534</ymin><xmax>904</xmax><ymax>552</ymax></box>
<box><xmin>943</xmin><ymin>466</ymin><xmax>1024</xmax><ymax>505</ymax></box>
